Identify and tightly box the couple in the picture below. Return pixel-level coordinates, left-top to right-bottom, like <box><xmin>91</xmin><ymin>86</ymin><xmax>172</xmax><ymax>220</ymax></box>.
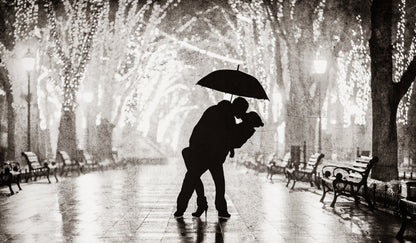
<box><xmin>174</xmin><ymin>97</ymin><xmax>263</xmax><ymax>218</ymax></box>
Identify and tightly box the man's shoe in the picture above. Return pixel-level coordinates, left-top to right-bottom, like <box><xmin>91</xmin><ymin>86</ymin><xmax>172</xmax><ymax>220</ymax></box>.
<box><xmin>174</xmin><ymin>211</ymin><xmax>184</xmax><ymax>218</ymax></box>
<box><xmin>218</xmin><ymin>211</ymin><xmax>231</xmax><ymax>219</ymax></box>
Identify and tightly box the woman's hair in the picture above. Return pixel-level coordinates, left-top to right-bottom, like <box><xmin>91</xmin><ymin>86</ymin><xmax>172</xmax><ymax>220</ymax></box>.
<box><xmin>243</xmin><ymin>111</ymin><xmax>264</xmax><ymax>127</ymax></box>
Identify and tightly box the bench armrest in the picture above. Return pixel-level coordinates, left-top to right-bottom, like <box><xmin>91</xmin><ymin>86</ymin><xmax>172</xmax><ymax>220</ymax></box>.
<box><xmin>322</xmin><ymin>164</ymin><xmax>365</xmax><ymax>180</ymax></box>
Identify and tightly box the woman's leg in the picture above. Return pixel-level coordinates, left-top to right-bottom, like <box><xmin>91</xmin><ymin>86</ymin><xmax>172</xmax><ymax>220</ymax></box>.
<box><xmin>182</xmin><ymin>147</ymin><xmax>206</xmax><ymax>205</ymax></box>
<box><xmin>175</xmin><ymin>167</ymin><xmax>206</xmax><ymax>216</ymax></box>
<box><xmin>194</xmin><ymin>178</ymin><xmax>205</xmax><ymax>198</ymax></box>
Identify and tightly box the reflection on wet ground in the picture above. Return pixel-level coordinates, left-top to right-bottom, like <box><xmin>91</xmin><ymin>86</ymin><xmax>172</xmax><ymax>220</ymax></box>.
<box><xmin>0</xmin><ymin>158</ymin><xmax>415</xmax><ymax>242</ymax></box>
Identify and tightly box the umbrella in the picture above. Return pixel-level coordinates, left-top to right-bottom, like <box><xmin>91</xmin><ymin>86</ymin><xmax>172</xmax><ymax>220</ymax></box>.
<box><xmin>196</xmin><ymin>66</ymin><xmax>269</xmax><ymax>100</ymax></box>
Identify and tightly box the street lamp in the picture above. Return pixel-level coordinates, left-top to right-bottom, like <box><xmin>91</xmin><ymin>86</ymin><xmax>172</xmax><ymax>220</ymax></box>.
<box><xmin>313</xmin><ymin>58</ymin><xmax>327</xmax><ymax>153</ymax></box>
<box><xmin>23</xmin><ymin>48</ymin><xmax>35</xmax><ymax>151</ymax></box>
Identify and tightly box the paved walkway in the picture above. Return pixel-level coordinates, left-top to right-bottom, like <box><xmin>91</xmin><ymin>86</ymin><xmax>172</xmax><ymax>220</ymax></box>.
<box><xmin>0</xmin><ymin>158</ymin><xmax>415</xmax><ymax>242</ymax></box>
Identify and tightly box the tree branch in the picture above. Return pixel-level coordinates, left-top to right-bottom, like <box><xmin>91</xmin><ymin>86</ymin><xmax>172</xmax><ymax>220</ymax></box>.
<box><xmin>395</xmin><ymin>55</ymin><xmax>416</xmax><ymax>100</ymax></box>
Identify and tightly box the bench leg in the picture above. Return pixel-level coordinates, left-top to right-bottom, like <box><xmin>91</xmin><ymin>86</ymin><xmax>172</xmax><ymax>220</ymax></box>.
<box><xmin>286</xmin><ymin>175</ymin><xmax>291</xmax><ymax>187</ymax></box>
<box><xmin>363</xmin><ymin>187</ymin><xmax>374</xmax><ymax>209</ymax></box>
<box><xmin>16</xmin><ymin>174</ymin><xmax>22</xmax><ymax>190</ymax></box>
<box><xmin>315</xmin><ymin>174</ymin><xmax>321</xmax><ymax>190</ymax></box>
<box><xmin>308</xmin><ymin>174</ymin><xmax>314</xmax><ymax>187</ymax></box>
<box><xmin>25</xmin><ymin>171</ymin><xmax>31</xmax><ymax>183</ymax></box>
<box><xmin>330</xmin><ymin>181</ymin><xmax>339</xmax><ymax>207</ymax></box>
<box><xmin>46</xmin><ymin>168</ymin><xmax>51</xmax><ymax>184</ymax></box>
<box><xmin>320</xmin><ymin>181</ymin><xmax>327</xmax><ymax>202</ymax></box>
<box><xmin>6</xmin><ymin>175</ymin><xmax>14</xmax><ymax>195</ymax></box>
<box><xmin>330</xmin><ymin>193</ymin><xmax>338</xmax><ymax>207</ymax></box>
<box><xmin>397</xmin><ymin>201</ymin><xmax>408</xmax><ymax>239</ymax></box>
<box><xmin>397</xmin><ymin>213</ymin><xmax>407</xmax><ymax>239</ymax></box>
<box><xmin>54</xmin><ymin>168</ymin><xmax>59</xmax><ymax>182</ymax></box>
<box><xmin>291</xmin><ymin>179</ymin><xmax>296</xmax><ymax>190</ymax></box>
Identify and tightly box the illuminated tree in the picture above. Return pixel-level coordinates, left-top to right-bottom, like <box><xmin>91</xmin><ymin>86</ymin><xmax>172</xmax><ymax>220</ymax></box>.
<box><xmin>46</xmin><ymin>0</ymin><xmax>103</xmax><ymax>158</ymax></box>
<box><xmin>370</xmin><ymin>0</ymin><xmax>416</xmax><ymax>181</ymax></box>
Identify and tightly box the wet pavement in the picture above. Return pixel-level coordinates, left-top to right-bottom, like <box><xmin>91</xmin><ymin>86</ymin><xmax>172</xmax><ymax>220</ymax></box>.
<box><xmin>0</xmin><ymin>158</ymin><xmax>415</xmax><ymax>242</ymax></box>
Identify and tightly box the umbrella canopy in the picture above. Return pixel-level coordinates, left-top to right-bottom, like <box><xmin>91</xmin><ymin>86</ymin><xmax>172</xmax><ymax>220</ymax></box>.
<box><xmin>196</xmin><ymin>69</ymin><xmax>269</xmax><ymax>100</ymax></box>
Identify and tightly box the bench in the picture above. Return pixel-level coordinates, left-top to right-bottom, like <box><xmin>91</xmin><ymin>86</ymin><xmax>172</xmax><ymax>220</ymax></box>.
<box><xmin>320</xmin><ymin>156</ymin><xmax>378</xmax><ymax>208</ymax></box>
<box><xmin>267</xmin><ymin>152</ymin><xmax>291</xmax><ymax>180</ymax></box>
<box><xmin>286</xmin><ymin>153</ymin><xmax>325</xmax><ymax>189</ymax></box>
<box><xmin>243</xmin><ymin>153</ymin><xmax>268</xmax><ymax>174</ymax></box>
<box><xmin>58</xmin><ymin>151</ymin><xmax>82</xmax><ymax>176</ymax></box>
<box><xmin>396</xmin><ymin>198</ymin><xmax>416</xmax><ymax>239</ymax></box>
<box><xmin>111</xmin><ymin>150</ymin><xmax>125</xmax><ymax>167</ymax></box>
<box><xmin>22</xmin><ymin>152</ymin><xmax>58</xmax><ymax>183</ymax></box>
<box><xmin>0</xmin><ymin>161</ymin><xmax>22</xmax><ymax>195</ymax></box>
<box><xmin>79</xmin><ymin>150</ymin><xmax>103</xmax><ymax>172</ymax></box>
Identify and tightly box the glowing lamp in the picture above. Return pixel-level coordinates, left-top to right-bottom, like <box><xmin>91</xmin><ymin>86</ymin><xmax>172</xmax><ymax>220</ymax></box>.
<box><xmin>23</xmin><ymin>49</ymin><xmax>35</xmax><ymax>72</ymax></box>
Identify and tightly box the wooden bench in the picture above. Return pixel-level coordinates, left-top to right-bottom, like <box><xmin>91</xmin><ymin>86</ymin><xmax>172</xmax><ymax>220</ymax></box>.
<box><xmin>22</xmin><ymin>152</ymin><xmax>58</xmax><ymax>183</ymax></box>
<box><xmin>397</xmin><ymin>198</ymin><xmax>416</xmax><ymax>239</ymax></box>
<box><xmin>267</xmin><ymin>152</ymin><xmax>291</xmax><ymax>180</ymax></box>
<box><xmin>111</xmin><ymin>150</ymin><xmax>125</xmax><ymax>167</ymax></box>
<box><xmin>320</xmin><ymin>156</ymin><xmax>378</xmax><ymax>208</ymax></box>
<box><xmin>78</xmin><ymin>150</ymin><xmax>103</xmax><ymax>172</ymax></box>
<box><xmin>285</xmin><ymin>153</ymin><xmax>324</xmax><ymax>189</ymax></box>
<box><xmin>58</xmin><ymin>151</ymin><xmax>82</xmax><ymax>176</ymax></box>
<box><xmin>242</xmin><ymin>153</ymin><xmax>262</xmax><ymax>174</ymax></box>
<box><xmin>0</xmin><ymin>161</ymin><xmax>22</xmax><ymax>195</ymax></box>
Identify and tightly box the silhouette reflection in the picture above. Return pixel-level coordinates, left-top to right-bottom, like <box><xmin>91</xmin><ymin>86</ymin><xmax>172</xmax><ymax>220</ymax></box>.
<box><xmin>175</xmin><ymin>217</ymin><xmax>229</xmax><ymax>242</ymax></box>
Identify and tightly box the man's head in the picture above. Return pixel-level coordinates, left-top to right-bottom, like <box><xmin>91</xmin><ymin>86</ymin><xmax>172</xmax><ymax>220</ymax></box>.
<box><xmin>231</xmin><ymin>97</ymin><xmax>249</xmax><ymax>118</ymax></box>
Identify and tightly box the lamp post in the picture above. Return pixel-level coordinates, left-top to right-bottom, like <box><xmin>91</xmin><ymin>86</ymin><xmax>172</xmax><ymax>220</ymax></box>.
<box><xmin>23</xmin><ymin>49</ymin><xmax>35</xmax><ymax>151</ymax></box>
<box><xmin>313</xmin><ymin>58</ymin><xmax>327</xmax><ymax>153</ymax></box>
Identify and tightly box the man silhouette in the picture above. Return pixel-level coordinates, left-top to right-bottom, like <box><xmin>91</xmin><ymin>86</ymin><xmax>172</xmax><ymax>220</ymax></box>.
<box><xmin>174</xmin><ymin>97</ymin><xmax>249</xmax><ymax>218</ymax></box>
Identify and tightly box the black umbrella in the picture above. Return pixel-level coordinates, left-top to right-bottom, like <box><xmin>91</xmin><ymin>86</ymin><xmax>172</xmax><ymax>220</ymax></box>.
<box><xmin>196</xmin><ymin>66</ymin><xmax>269</xmax><ymax>100</ymax></box>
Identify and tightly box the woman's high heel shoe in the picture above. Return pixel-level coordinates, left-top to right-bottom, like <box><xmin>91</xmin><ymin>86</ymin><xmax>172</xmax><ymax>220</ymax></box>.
<box><xmin>192</xmin><ymin>205</ymin><xmax>208</xmax><ymax>218</ymax></box>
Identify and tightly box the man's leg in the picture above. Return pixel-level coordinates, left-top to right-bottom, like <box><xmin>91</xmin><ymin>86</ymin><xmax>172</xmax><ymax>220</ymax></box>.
<box><xmin>209</xmin><ymin>164</ymin><xmax>228</xmax><ymax>215</ymax></box>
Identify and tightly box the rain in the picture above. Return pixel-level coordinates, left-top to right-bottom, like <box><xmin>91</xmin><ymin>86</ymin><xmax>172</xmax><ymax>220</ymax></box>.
<box><xmin>0</xmin><ymin>0</ymin><xmax>416</xmax><ymax>242</ymax></box>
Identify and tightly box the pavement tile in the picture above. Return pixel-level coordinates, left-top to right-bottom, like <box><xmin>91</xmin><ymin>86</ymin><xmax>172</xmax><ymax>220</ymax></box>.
<box><xmin>1</xmin><ymin>159</ymin><xmax>416</xmax><ymax>242</ymax></box>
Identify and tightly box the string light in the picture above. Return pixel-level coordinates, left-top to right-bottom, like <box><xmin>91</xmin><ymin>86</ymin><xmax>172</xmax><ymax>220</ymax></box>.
<box><xmin>313</xmin><ymin>0</ymin><xmax>326</xmax><ymax>42</ymax></box>
<box><xmin>336</xmin><ymin>15</ymin><xmax>371</xmax><ymax>126</ymax></box>
<box><xmin>46</xmin><ymin>0</ymin><xmax>103</xmax><ymax>111</ymax></box>
<box><xmin>14</xmin><ymin>0</ymin><xmax>38</xmax><ymax>41</ymax></box>
<box><xmin>394</xmin><ymin>0</ymin><xmax>416</xmax><ymax>125</ymax></box>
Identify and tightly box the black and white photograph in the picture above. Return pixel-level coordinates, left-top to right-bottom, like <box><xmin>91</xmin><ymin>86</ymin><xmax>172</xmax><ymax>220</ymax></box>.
<box><xmin>0</xmin><ymin>0</ymin><xmax>416</xmax><ymax>242</ymax></box>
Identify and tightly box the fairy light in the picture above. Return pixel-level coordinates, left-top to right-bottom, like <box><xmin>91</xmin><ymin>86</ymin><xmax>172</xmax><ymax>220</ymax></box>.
<box><xmin>395</xmin><ymin>0</ymin><xmax>416</xmax><ymax>124</ymax></box>
<box><xmin>14</xmin><ymin>0</ymin><xmax>38</xmax><ymax>41</ymax></box>
<box><xmin>336</xmin><ymin>15</ymin><xmax>371</xmax><ymax>126</ymax></box>
<box><xmin>46</xmin><ymin>0</ymin><xmax>103</xmax><ymax>111</ymax></box>
<box><xmin>313</xmin><ymin>0</ymin><xmax>326</xmax><ymax>42</ymax></box>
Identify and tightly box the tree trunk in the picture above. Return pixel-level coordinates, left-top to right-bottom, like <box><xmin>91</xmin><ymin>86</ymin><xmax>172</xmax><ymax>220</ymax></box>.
<box><xmin>371</xmin><ymin>88</ymin><xmax>399</xmax><ymax>181</ymax></box>
<box><xmin>408</xmin><ymin>90</ymin><xmax>416</xmax><ymax>165</ymax></box>
<box><xmin>0</xmin><ymin>67</ymin><xmax>15</xmax><ymax>160</ymax></box>
<box><xmin>369</xmin><ymin>0</ymin><xmax>398</xmax><ymax>181</ymax></box>
<box><xmin>95</xmin><ymin>118</ymin><xmax>114</xmax><ymax>161</ymax></box>
<box><xmin>286</xmin><ymin>44</ymin><xmax>305</xmax><ymax>149</ymax></box>
<box><xmin>56</xmin><ymin>110</ymin><xmax>77</xmax><ymax>159</ymax></box>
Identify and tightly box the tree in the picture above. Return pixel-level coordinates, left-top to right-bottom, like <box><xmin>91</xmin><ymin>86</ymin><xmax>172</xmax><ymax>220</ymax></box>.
<box><xmin>370</xmin><ymin>0</ymin><xmax>416</xmax><ymax>181</ymax></box>
<box><xmin>46</xmin><ymin>0</ymin><xmax>103</xmax><ymax>158</ymax></box>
